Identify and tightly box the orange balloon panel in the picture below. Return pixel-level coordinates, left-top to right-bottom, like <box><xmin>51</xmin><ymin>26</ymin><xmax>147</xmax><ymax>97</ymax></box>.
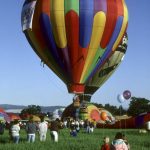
<box><xmin>100</xmin><ymin>112</ymin><xmax>107</xmax><ymax>121</ymax></box>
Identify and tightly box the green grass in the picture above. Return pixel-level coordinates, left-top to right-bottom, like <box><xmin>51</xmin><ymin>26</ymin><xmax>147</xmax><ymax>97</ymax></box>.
<box><xmin>0</xmin><ymin>128</ymin><xmax>149</xmax><ymax>150</ymax></box>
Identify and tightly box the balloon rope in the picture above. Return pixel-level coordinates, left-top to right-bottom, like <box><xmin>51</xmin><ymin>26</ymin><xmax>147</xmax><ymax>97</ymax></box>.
<box><xmin>40</xmin><ymin>66</ymin><xmax>73</xmax><ymax>102</ymax></box>
<box><xmin>119</xmin><ymin>104</ymin><xmax>122</xmax><ymax>131</ymax></box>
<box><xmin>41</xmin><ymin>66</ymin><xmax>67</xmax><ymax>93</ymax></box>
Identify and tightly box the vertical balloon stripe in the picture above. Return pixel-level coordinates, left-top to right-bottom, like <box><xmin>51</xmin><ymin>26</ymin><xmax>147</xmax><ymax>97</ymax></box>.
<box><xmin>64</xmin><ymin>1</ymin><xmax>79</xmax><ymax>77</ymax></box>
<box><xmin>65</xmin><ymin>11</ymin><xmax>79</xmax><ymax>79</ymax></box>
<box><xmin>116</xmin><ymin>0</ymin><xmax>124</xmax><ymax>16</ymax></box>
<box><xmin>40</xmin><ymin>14</ymin><xmax>65</xmax><ymax>70</ymax></box>
<box><xmin>94</xmin><ymin>0</ymin><xmax>107</xmax><ymax>14</ymax></box>
<box><xmin>64</xmin><ymin>0</ymin><xmax>79</xmax><ymax>15</ymax></box>
<box><xmin>64</xmin><ymin>1</ymin><xmax>79</xmax><ymax>66</ymax></box>
<box><xmin>112</xmin><ymin>1</ymin><xmax>128</xmax><ymax>51</ymax></box>
<box><xmin>100</xmin><ymin>0</ymin><xmax>118</xmax><ymax>49</ymax></box>
<box><xmin>80</xmin><ymin>12</ymin><xmax>106</xmax><ymax>83</ymax></box>
<box><xmin>79</xmin><ymin>0</ymin><xmax>94</xmax><ymax>48</ymax></box>
<box><xmin>86</xmin><ymin>16</ymin><xmax>123</xmax><ymax>82</ymax></box>
<box><xmin>50</xmin><ymin>0</ymin><xmax>67</xmax><ymax>48</ymax></box>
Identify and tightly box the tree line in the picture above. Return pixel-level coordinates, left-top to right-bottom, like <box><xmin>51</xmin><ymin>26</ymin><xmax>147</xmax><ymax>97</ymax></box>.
<box><xmin>93</xmin><ymin>97</ymin><xmax>150</xmax><ymax>116</ymax></box>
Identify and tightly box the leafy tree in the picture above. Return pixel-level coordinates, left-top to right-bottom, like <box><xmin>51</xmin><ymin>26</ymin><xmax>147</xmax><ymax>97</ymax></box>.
<box><xmin>20</xmin><ymin>105</ymin><xmax>41</xmax><ymax>117</ymax></box>
<box><xmin>104</xmin><ymin>104</ymin><xmax>126</xmax><ymax>116</ymax></box>
<box><xmin>127</xmin><ymin>97</ymin><xmax>150</xmax><ymax>116</ymax></box>
<box><xmin>92</xmin><ymin>102</ymin><xmax>103</xmax><ymax>108</ymax></box>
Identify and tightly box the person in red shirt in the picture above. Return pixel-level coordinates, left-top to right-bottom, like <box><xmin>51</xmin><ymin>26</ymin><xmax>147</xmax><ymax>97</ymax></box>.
<box><xmin>101</xmin><ymin>136</ymin><xmax>110</xmax><ymax>150</ymax></box>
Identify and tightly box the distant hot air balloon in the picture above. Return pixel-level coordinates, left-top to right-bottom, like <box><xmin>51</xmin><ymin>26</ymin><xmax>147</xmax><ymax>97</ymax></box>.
<box><xmin>117</xmin><ymin>94</ymin><xmax>125</xmax><ymax>103</ymax></box>
<box><xmin>21</xmin><ymin>0</ymin><xmax>128</xmax><ymax>94</ymax></box>
<box><xmin>123</xmin><ymin>90</ymin><xmax>131</xmax><ymax>100</ymax></box>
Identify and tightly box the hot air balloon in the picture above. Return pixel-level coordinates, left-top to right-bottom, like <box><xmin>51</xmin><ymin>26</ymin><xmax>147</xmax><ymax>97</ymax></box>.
<box><xmin>21</xmin><ymin>0</ymin><xmax>128</xmax><ymax>95</ymax></box>
<box><xmin>62</xmin><ymin>102</ymin><xmax>100</xmax><ymax>122</ymax></box>
<box><xmin>117</xmin><ymin>94</ymin><xmax>125</xmax><ymax>103</ymax></box>
<box><xmin>123</xmin><ymin>90</ymin><xmax>131</xmax><ymax>100</ymax></box>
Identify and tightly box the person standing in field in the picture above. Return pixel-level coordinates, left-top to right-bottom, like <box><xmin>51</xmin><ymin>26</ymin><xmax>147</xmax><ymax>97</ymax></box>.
<box><xmin>0</xmin><ymin>120</ymin><xmax>5</xmax><ymax>135</ymax></box>
<box><xmin>26</xmin><ymin>117</ymin><xmax>38</xmax><ymax>143</ymax></box>
<box><xmin>11</xmin><ymin>120</ymin><xmax>20</xmax><ymax>144</ymax></box>
<box><xmin>49</xmin><ymin>118</ymin><xmax>61</xmax><ymax>142</ymax></box>
<box><xmin>38</xmin><ymin>117</ymin><xmax>48</xmax><ymax>142</ymax></box>
<box><xmin>101</xmin><ymin>136</ymin><xmax>110</xmax><ymax>150</ymax></box>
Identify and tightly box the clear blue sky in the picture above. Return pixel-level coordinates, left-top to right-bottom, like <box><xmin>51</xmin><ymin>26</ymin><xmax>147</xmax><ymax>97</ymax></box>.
<box><xmin>0</xmin><ymin>0</ymin><xmax>150</xmax><ymax>108</ymax></box>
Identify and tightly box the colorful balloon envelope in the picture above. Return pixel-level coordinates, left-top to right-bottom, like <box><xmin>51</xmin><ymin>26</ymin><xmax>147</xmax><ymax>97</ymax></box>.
<box><xmin>77</xmin><ymin>33</ymin><xmax>128</xmax><ymax>101</ymax></box>
<box><xmin>21</xmin><ymin>0</ymin><xmax>128</xmax><ymax>94</ymax></box>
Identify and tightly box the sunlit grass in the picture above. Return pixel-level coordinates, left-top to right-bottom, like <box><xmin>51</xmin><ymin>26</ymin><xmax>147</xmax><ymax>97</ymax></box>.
<box><xmin>0</xmin><ymin>128</ymin><xmax>149</xmax><ymax>150</ymax></box>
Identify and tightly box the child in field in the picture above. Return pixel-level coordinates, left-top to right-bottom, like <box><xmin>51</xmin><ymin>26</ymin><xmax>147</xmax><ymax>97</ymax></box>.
<box><xmin>101</xmin><ymin>136</ymin><xmax>110</xmax><ymax>150</ymax></box>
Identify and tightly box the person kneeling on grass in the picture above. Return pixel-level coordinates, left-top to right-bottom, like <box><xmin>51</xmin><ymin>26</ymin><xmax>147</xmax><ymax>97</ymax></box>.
<box><xmin>70</xmin><ymin>124</ymin><xmax>77</xmax><ymax>137</ymax></box>
<box><xmin>110</xmin><ymin>132</ymin><xmax>128</xmax><ymax>150</ymax></box>
<box><xmin>11</xmin><ymin>120</ymin><xmax>20</xmax><ymax>144</ymax></box>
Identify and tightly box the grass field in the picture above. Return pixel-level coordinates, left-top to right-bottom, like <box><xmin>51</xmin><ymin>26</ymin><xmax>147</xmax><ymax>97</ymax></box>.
<box><xmin>0</xmin><ymin>128</ymin><xmax>149</xmax><ymax>150</ymax></box>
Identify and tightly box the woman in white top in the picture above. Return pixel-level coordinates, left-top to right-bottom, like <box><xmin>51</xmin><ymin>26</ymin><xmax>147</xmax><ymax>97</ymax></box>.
<box><xmin>38</xmin><ymin>118</ymin><xmax>48</xmax><ymax>141</ymax></box>
<box><xmin>11</xmin><ymin>120</ymin><xmax>20</xmax><ymax>144</ymax></box>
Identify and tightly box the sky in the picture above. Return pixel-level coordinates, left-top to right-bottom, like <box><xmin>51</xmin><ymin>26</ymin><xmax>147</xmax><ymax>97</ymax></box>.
<box><xmin>0</xmin><ymin>0</ymin><xmax>150</xmax><ymax>108</ymax></box>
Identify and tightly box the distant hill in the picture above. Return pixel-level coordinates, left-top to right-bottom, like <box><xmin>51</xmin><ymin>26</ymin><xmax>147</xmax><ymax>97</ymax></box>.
<box><xmin>0</xmin><ymin>104</ymin><xmax>65</xmax><ymax>113</ymax></box>
<box><xmin>0</xmin><ymin>104</ymin><xmax>26</xmax><ymax>110</ymax></box>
